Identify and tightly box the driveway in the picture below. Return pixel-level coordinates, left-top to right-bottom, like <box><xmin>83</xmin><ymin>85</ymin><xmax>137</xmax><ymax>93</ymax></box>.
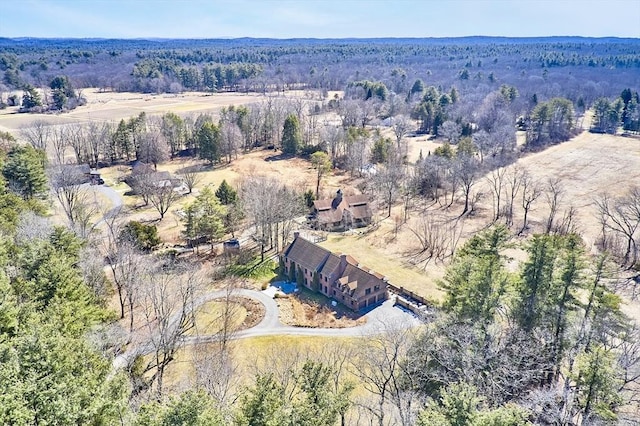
<box><xmin>91</xmin><ymin>183</ymin><xmax>124</xmax><ymax>229</ymax></box>
<box><xmin>113</xmin><ymin>287</ymin><xmax>422</xmax><ymax>372</ymax></box>
<box><xmin>184</xmin><ymin>287</ymin><xmax>422</xmax><ymax>343</ymax></box>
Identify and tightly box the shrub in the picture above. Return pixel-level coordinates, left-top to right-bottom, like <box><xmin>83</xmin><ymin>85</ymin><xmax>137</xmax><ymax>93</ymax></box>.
<box><xmin>120</xmin><ymin>221</ymin><xmax>161</xmax><ymax>251</ymax></box>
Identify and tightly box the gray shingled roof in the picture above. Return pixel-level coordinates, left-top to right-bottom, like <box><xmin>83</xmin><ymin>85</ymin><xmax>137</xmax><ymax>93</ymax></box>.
<box><xmin>314</xmin><ymin>193</ymin><xmax>371</xmax><ymax>225</ymax></box>
<box><xmin>283</xmin><ymin>236</ymin><xmax>330</xmax><ymax>271</ymax></box>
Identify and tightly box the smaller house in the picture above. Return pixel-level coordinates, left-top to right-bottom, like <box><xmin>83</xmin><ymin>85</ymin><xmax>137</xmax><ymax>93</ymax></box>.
<box><xmin>281</xmin><ymin>233</ymin><xmax>388</xmax><ymax>311</ymax></box>
<box><xmin>124</xmin><ymin>163</ymin><xmax>181</xmax><ymax>192</ymax></box>
<box><xmin>53</xmin><ymin>164</ymin><xmax>102</xmax><ymax>186</ymax></box>
<box><xmin>312</xmin><ymin>189</ymin><xmax>372</xmax><ymax>232</ymax></box>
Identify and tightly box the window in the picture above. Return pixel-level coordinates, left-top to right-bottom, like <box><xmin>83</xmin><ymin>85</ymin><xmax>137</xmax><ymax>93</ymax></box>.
<box><xmin>332</xmin><ymin>290</ymin><xmax>336</xmax><ymax>296</ymax></box>
<box><xmin>365</xmin><ymin>288</ymin><xmax>371</xmax><ymax>295</ymax></box>
<box><xmin>374</xmin><ymin>285</ymin><xmax>380</xmax><ymax>291</ymax></box>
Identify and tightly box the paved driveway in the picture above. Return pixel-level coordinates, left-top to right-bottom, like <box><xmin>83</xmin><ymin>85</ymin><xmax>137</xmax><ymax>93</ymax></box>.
<box><xmin>113</xmin><ymin>287</ymin><xmax>422</xmax><ymax>371</ymax></box>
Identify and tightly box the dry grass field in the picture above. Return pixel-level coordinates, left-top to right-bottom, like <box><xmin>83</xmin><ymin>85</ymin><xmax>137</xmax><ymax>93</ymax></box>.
<box><xmin>0</xmin><ymin>89</ymin><xmax>269</xmax><ymax>134</ymax></box>
<box><xmin>97</xmin><ymin>147</ymin><xmax>354</xmax><ymax>244</ymax></box>
<box><xmin>161</xmin><ymin>335</ymin><xmax>356</xmax><ymax>394</ymax></box>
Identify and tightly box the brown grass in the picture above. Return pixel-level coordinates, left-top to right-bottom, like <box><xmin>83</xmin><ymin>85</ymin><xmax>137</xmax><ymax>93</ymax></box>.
<box><xmin>318</xmin><ymin>228</ymin><xmax>446</xmax><ymax>302</ymax></box>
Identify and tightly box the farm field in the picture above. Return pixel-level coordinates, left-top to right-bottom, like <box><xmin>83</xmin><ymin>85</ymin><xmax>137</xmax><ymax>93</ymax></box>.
<box><xmin>0</xmin><ymin>88</ymin><xmax>310</xmax><ymax>135</ymax></box>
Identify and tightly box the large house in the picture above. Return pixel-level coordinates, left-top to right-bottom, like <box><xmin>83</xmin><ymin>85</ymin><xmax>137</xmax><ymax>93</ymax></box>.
<box><xmin>312</xmin><ymin>189</ymin><xmax>372</xmax><ymax>231</ymax></box>
<box><xmin>281</xmin><ymin>233</ymin><xmax>388</xmax><ymax>311</ymax></box>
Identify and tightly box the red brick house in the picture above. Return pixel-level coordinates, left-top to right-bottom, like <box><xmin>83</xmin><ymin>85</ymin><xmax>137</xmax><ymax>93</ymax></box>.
<box><xmin>281</xmin><ymin>233</ymin><xmax>388</xmax><ymax>311</ymax></box>
<box><xmin>312</xmin><ymin>189</ymin><xmax>372</xmax><ymax>231</ymax></box>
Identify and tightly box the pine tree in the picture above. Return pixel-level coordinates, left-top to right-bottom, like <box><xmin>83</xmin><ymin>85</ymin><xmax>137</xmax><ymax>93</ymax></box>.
<box><xmin>198</xmin><ymin>122</ymin><xmax>221</xmax><ymax>164</ymax></box>
<box><xmin>281</xmin><ymin>114</ymin><xmax>302</xmax><ymax>155</ymax></box>
<box><xmin>215</xmin><ymin>179</ymin><xmax>237</xmax><ymax>205</ymax></box>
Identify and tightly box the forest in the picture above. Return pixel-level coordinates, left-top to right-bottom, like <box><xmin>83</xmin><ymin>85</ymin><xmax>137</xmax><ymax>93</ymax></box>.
<box><xmin>0</xmin><ymin>36</ymin><xmax>639</xmax><ymax>425</ymax></box>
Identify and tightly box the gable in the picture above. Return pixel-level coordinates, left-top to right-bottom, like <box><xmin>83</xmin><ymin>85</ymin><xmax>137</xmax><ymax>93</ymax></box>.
<box><xmin>284</xmin><ymin>236</ymin><xmax>330</xmax><ymax>271</ymax></box>
<box><xmin>339</xmin><ymin>264</ymin><xmax>385</xmax><ymax>299</ymax></box>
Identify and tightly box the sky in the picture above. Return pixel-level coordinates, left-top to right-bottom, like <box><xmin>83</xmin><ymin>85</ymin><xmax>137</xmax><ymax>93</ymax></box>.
<box><xmin>1</xmin><ymin>0</ymin><xmax>639</xmax><ymax>39</ymax></box>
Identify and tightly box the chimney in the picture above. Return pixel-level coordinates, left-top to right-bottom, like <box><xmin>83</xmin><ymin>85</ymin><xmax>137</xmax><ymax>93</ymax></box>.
<box><xmin>332</xmin><ymin>189</ymin><xmax>343</xmax><ymax>210</ymax></box>
<box><xmin>339</xmin><ymin>254</ymin><xmax>348</xmax><ymax>273</ymax></box>
<box><xmin>294</xmin><ymin>231</ymin><xmax>300</xmax><ymax>240</ymax></box>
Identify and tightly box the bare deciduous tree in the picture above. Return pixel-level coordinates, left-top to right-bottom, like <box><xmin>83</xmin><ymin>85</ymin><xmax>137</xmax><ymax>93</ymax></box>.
<box><xmin>138</xmin><ymin>261</ymin><xmax>205</xmax><ymax>398</ymax></box>
<box><xmin>351</xmin><ymin>321</ymin><xmax>416</xmax><ymax>426</ymax></box>
<box><xmin>391</xmin><ymin>115</ymin><xmax>412</xmax><ymax>149</ymax></box>
<box><xmin>78</xmin><ymin>242</ymin><xmax>111</xmax><ymax>305</ymax></box>
<box><xmin>439</xmin><ymin>120</ymin><xmax>462</xmax><ymax>144</ymax></box>
<box><xmin>49</xmin><ymin>164</ymin><xmax>100</xmax><ymax>236</ymax></box>
<box><xmin>520</xmin><ymin>172</ymin><xmax>542</xmax><ymax>235</ymax></box>
<box><xmin>220</xmin><ymin>120</ymin><xmax>242</xmax><ymax>163</ymax></box>
<box><xmin>409</xmin><ymin>214</ymin><xmax>463</xmax><ymax>267</ymax></box>
<box><xmin>149</xmin><ymin>184</ymin><xmax>180</xmax><ymax>220</ymax></box>
<box><xmin>486</xmin><ymin>166</ymin><xmax>507</xmax><ymax>222</ymax></box>
<box><xmin>595</xmin><ymin>187</ymin><xmax>640</xmax><ymax>267</ymax></box>
<box><xmin>240</xmin><ymin>175</ymin><xmax>304</xmax><ymax>259</ymax></box>
<box><xmin>374</xmin><ymin>159</ymin><xmax>405</xmax><ymax>218</ymax></box>
<box><xmin>177</xmin><ymin>165</ymin><xmax>202</xmax><ymax>194</ymax></box>
<box><xmin>504</xmin><ymin>166</ymin><xmax>525</xmax><ymax>227</ymax></box>
<box><xmin>544</xmin><ymin>177</ymin><xmax>565</xmax><ymax>234</ymax></box>
<box><xmin>15</xmin><ymin>211</ymin><xmax>52</xmax><ymax>244</ymax></box>
<box><xmin>320</xmin><ymin>123</ymin><xmax>345</xmax><ymax>166</ymax></box>
<box><xmin>455</xmin><ymin>155</ymin><xmax>480</xmax><ymax>215</ymax></box>
<box><xmin>103</xmin><ymin>209</ymin><xmax>145</xmax><ymax>332</ymax></box>
<box><xmin>50</xmin><ymin>125</ymin><xmax>69</xmax><ymax>164</ymax></box>
<box><xmin>137</xmin><ymin>130</ymin><xmax>169</xmax><ymax>170</ymax></box>
<box><xmin>20</xmin><ymin>119</ymin><xmax>51</xmax><ymax>151</ymax></box>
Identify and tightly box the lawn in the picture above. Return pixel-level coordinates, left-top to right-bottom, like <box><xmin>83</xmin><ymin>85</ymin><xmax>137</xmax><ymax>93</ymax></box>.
<box><xmin>186</xmin><ymin>299</ymin><xmax>248</xmax><ymax>336</ymax></box>
<box><xmin>318</xmin><ymin>232</ymin><xmax>445</xmax><ymax>303</ymax></box>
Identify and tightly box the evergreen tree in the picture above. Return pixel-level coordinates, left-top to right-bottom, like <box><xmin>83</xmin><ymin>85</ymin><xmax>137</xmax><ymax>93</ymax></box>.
<box><xmin>198</xmin><ymin>122</ymin><xmax>221</xmax><ymax>164</ymax></box>
<box><xmin>215</xmin><ymin>179</ymin><xmax>237</xmax><ymax>205</ymax></box>
<box><xmin>21</xmin><ymin>85</ymin><xmax>42</xmax><ymax>110</ymax></box>
<box><xmin>2</xmin><ymin>145</ymin><xmax>47</xmax><ymax>199</ymax></box>
<box><xmin>120</xmin><ymin>221</ymin><xmax>161</xmax><ymax>251</ymax></box>
<box><xmin>281</xmin><ymin>114</ymin><xmax>302</xmax><ymax>155</ymax></box>
<box><xmin>136</xmin><ymin>390</ymin><xmax>224</xmax><ymax>426</ymax></box>
<box><xmin>182</xmin><ymin>186</ymin><xmax>226</xmax><ymax>246</ymax></box>
<box><xmin>440</xmin><ymin>226</ymin><xmax>511</xmax><ymax>326</ymax></box>
<box><xmin>236</xmin><ymin>374</ymin><xmax>285</xmax><ymax>426</ymax></box>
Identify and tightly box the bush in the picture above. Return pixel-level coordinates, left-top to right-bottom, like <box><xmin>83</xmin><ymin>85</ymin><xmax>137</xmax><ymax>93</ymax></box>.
<box><xmin>120</xmin><ymin>221</ymin><xmax>161</xmax><ymax>251</ymax></box>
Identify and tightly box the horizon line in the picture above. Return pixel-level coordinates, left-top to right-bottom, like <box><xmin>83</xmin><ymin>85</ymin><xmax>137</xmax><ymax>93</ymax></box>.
<box><xmin>2</xmin><ymin>35</ymin><xmax>639</xmax><ymax>41</ymax></box>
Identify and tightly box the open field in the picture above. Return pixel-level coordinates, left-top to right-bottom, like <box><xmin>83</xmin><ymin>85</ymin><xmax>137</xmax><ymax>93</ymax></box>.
<box><xmin>313</xmin><ymin>129</ymin><xmax>640</xmax><ymax>313</ymax></box>
<box><xmin>0</xmin><ymin>88</ymin><xmax>303</xmax><ymax>135</ymax></box>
